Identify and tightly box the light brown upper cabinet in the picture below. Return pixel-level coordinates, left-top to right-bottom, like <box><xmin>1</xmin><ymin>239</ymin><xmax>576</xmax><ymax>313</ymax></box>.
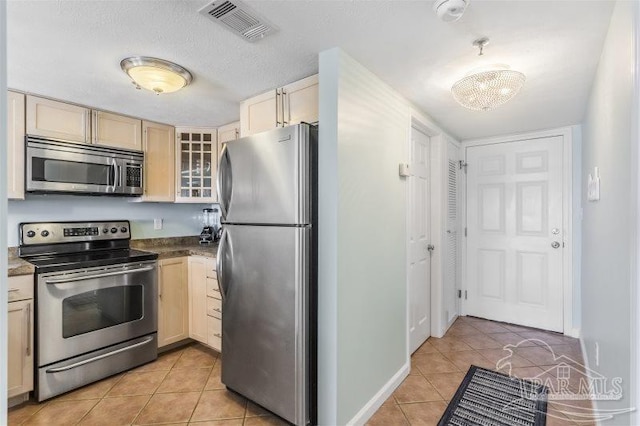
<box><xmin>7</xmin><ymin>91</ymin><xmax>25</xmax><ymax>200</ymax></box>
<box><xmin>175</xmin><ymin>128</ymin><xmax>218</xmax><ymax>203</ymax></box>
<box><xmin>217</xmin><ymin>121</ymin><xmax>240</xmax><ymax>161</ymax></box>
<box><xmin>143</xmin><ymin>121</ymin><xmax>175</xmax><ymax>202</ymax></box>
<box><xmin>240</xmin><ymin>74</ymin><xmax>318</xmax><ymax>137</ymax></box>
<box><xmin>26</xmin><ymin>95</ymin><xmax>91</xmax><ymax>143</ymax></box>
<box><xmin>92</xmin><ymin>110</ymin><xmax>142</xmax><ymax>150</ymax></box>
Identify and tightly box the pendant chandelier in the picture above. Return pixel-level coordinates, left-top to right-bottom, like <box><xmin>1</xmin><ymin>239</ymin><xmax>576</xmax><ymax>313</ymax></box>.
<box><xmin>451</xmin><ymin>38</ymin><xmax>526</xmax><ymax>111</ymax></box>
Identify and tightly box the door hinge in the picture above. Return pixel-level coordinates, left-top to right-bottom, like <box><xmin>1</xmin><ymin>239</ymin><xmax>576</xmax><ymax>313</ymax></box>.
<box><xmin>464</xmin><ymin>227</ymin><xmax>467</xmax><ymax>237</ymax></box>
<box><xmin>457</xmin><ymin>290</ymin><xmax>462</xmax><ymax>298</ymax></box>
<box><xmin>427</xmin><ymin>244</ymin><xmax>435</xmax><ymax>255</ymax></box>
<box><xmin>465</xmin><ymin>290</ymin><xmax>468</xmax><ymax>300</ymax></box>
<box><xmin>459</xmin><ymin>160</ymin><xmax>468</xmax><ymax>172</ymax></box>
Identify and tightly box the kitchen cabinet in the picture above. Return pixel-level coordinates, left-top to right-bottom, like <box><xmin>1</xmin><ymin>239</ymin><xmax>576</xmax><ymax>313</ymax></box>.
<box><xmin>175</xmin><ymin>128</ymin><xmax>217</xmax><ymax>203</ymax></box>
<box><xmin>7</xmin><ymin>275</ymin><xmax>34</xmax><ymax>399</ymax></box>
<box><xmin>188</xmin><ymin>256</ymin><xmax>214</xmax><ymax>344</ymax></box>
<box><xmin>7</xmin><ymin>91</ymin><xmax>25</xmax><ymax>200</ymax></box>
<box><xmin>240</xmin><ymin>74</ymin><xmax>318</xmax><ymax>137</ymax></box>
<box><xmin>206</xmin><ymin>270</ymin><xmax>222</xmax><ymax>352</ymax></box>
<box><xmin>158</xmin><ymin>257</ymin><xmax>189</xmax><ymax>348</ymax></box>
<box><xmin>92</xmin><ymin>110</ymin><xmax>142</xmax><ymax>150</ymax></box>
<box><xmin>143</xmin><ymin>120</ymin><xmax>175</xmax><ymax>202</ymax></box>
<box><xmin>26</xmin><ymin>95</ymin><xmax>91</xmax><ymax>143</ymax></box>
<box><xmin>187</xmin><ymin>256</ymin><xmax>221</xmax><ymax>352</ymax></box>
<box><xmin>217</xmin><ymin>121</ymin><xmax>240</xmax><ymax>161</ymax></box>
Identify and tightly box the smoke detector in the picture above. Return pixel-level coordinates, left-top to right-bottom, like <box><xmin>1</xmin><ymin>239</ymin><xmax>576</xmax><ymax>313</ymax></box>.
<box><xmin>433</xmin><ymin>0</ymin><xmax>469</xmax><ymax>22</ymax></box>
<box><xmin>199</xmin><ymin>0</ymin><xmax>277</xmax><ymax>42</ymax></box>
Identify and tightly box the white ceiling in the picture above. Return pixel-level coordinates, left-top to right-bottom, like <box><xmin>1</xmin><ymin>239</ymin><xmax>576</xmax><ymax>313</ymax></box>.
<box><xmin>7</xmin><ymin>0</ymin><xmax>614</xmax><ymax>140</ymax></box>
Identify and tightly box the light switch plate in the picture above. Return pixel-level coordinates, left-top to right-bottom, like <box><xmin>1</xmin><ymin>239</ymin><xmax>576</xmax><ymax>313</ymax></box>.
<box><xmin>399</xmin><ymin>163</ymin><xmax>410</xmax><ymax>177</ymax></box>
<box><xmin>587</xmin><ymin>166</ymin><xmax>600</xmax><ymax>202</ymax></box>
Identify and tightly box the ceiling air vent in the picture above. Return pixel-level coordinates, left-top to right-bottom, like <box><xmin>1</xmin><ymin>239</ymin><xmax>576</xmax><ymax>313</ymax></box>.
<box><xmin>198</xmin><ymin>0</ymin><xmax>277</xmax><ymax>42</ymax></box>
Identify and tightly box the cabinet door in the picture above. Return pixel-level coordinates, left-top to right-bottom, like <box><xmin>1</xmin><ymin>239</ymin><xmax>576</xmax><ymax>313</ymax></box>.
<box><xmin>7</xmin><ymin>91</ymin><xmax>25</xmax><ymax>200</ymax></box>
<box><xmin>188</xmin><ymin>257</ymin><xmax>209</xmax><ymax>344</ymax></box>
<box><xmin>217</xmin><ymin>121</ymin><xmax>240</xmax><ymax>161</ymax></box>
<box><xmin>158</xmin><ymin>258</ymin><xmax>189</xmax><ymax>347</ymax></box>
<box><xmin>8</xmin><ymin>299</ymin><xmax>34</xmax><ymax>398</ymax></box>
<box><xmin>26</xmin><ymin>95</ymin><xmax>90</xmax><ymax>143</ymax></box>
<box><xmin>175</xmin><ymin>129</ymin><xmax>217</xmax><ymax>203</ymax></box>
<box><xmin>240</xmin><ymin>90</ymin><xmax>278</xmax><ymax>137</ymax></box>
<box><xmin>284</xmin><ymin>74</ymin><xmax>318</xmax><ymax>126</ymax></box>
<box><xmin>93</xmin><ymin>110</ymin><xmax>142</xmax><ymax>150</ymax></box>
<box><xmin>143</xmin><ymin>121</ymin><xmax>175</xmax><ymax>202</ymax></box>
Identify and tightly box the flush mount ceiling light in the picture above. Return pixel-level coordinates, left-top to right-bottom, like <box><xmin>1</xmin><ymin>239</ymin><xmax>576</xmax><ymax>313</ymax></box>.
<box><xmin>120</xmin><ymin>57</ymin><xmax>193</xmax><ymax>94</ymax></box>
<box><xmin>451</xmin><ymin>38</ymin><xmax>526</xmax><ymax>111</ymax></box>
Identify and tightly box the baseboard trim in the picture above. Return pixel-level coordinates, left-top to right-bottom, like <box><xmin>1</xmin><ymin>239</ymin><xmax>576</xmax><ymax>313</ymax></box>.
<box><xmin>346</xmin><ymin>362</ymin><xmax>410</xmax><ymax>425</ymax></box>
<box><xmin>567</xmin><ymin>327</ymin><xmax>581</xmax><ymax>339</ymax></box>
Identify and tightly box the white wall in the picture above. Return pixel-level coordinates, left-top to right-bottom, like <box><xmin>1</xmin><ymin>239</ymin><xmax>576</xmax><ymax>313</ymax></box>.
<box><xmin>1</xmin><ymin>0</ymin><xmax>9</xmax><ymax>421</ymax></box>
<box><xmin>581</xmin><ymin>1</ymin><xmax>637</xmax><ymax>422</ymax></box>
<box><xmin>7</xmin><ymin>196</ymin><xmax>210</xmax><ymax>246</ymax></box>
<box><xmin>318</xmin><ymin>48</ymin><xmax>410</xmax><ymax>425</ymax></box>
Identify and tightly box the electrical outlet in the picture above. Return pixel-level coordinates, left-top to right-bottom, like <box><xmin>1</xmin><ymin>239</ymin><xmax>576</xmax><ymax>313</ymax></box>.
<box><xmin>154</xmin><ymin>218</ymin><xmax>163</xmax><ymax>230</ymax></box>
<box><xmin>595</xmin><ymin>342</ymin><xmax>600</xmax><ymax>367</ymax></box>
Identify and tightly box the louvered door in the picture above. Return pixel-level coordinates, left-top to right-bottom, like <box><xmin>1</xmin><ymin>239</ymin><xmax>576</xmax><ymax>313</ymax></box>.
<box><xmin>444</xmin><ymin>143</ymin><xmax>461</xmax><ymax>324</ymax></box>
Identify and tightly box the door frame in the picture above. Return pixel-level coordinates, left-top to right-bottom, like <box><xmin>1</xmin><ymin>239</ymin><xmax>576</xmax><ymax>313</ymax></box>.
<box><xmin>461</xmin><ymin>126</ymin><xmax>577</xmax><ymax>337</ymax></box>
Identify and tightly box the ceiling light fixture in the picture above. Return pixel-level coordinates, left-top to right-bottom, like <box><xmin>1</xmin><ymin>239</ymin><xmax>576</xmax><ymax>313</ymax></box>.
<box><xmin>433</xmin><ymin>0</ymin><xmax>469</xmax><ymax>22</ymax></box>
<box><xmin>120</xmin><ymin>56</ymin><xmax>193</xmax><ymax>95</ymax></box>
<box><xmin>451</xmin><ymin>38</ymin><xmax>526</xmax><ymax>111</ymax></box>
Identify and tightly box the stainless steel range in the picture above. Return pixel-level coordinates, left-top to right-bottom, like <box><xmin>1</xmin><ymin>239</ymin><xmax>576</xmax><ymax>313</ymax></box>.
<box><xmin>18</xmin><ymin>221</ymin><xmax>159</xmax><ymax>401</ymax></box>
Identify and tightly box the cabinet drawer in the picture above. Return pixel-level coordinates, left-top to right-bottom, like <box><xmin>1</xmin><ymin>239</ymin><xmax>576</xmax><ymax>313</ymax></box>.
<box><xmin>8</xmin><ymin>275</ymin><xmax>34</xmax><ymax>302</ymax></box>
<box><xmin>207</xmin><ymin>316</ymin><xmax>222</xmax><ymax>351</ymax></box>
<box><xmin>207</xmin><ymin>297</ymin><xmax>222</xmax><ymax>319</ymax></box>
<box><xmin>206</xmin><ymin>261</ymin><xmax>217</xmax><ymax>278</ymax></box>
<box><xmin>206</xmin><ymin>277</ymin><xmax>220</xmax><ymax>297</ymax></box>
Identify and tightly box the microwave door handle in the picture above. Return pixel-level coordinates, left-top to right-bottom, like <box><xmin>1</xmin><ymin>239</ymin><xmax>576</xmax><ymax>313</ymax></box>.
<box><xmin>110</xmin><ymin>161</ymin><xmax>117</xmax><ymax>192</ymax></box>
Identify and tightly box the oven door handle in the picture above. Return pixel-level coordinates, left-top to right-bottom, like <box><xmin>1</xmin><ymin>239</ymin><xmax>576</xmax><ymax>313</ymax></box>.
<box><xmin>45</xmin><ymin>336</ymin><xmax>155</xmax><ymax>373</ymax></box>
<box><xmin>45</xmin><ymin>265</ymin><xmax>155</xmax><ymax>284</ymax></box>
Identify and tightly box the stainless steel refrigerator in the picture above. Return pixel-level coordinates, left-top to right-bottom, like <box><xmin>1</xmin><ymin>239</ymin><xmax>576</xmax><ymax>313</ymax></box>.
<box><xmin>216</xmin><ymin>123</ymin><xmax>317</xmax><ymax>426</ymax></box>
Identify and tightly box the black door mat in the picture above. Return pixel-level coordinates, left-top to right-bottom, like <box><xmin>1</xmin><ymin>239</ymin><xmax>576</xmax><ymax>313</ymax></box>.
<box><xmin>438</xmin><ymin>365</ymin><xmax>548</xmax><ymax>426</ymax></box>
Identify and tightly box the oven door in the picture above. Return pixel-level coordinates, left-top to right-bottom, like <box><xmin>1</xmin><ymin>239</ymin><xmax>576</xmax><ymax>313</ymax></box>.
<box><xmin>37</xmin><ymin>261</ymin><xmax>157</xmax><ymax>367</ymax></box>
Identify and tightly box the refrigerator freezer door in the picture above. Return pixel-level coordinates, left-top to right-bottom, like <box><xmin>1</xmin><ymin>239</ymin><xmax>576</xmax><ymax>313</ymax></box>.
<box><xmin>218</xmin><ymin>124</ymin><xmax>312</xmax><ymax>225</ymax></box>
<box><xmin>219</xmin><ymin>224</ymin><xmax>309</xmax><ymax>425</ymax></box>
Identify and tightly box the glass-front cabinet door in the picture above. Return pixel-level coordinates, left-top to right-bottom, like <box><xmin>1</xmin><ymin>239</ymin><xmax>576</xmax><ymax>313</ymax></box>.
<box><xmin>176</xmin><ymin>128</ymin><xmax>218</xmax><ymax>203</ymax></box>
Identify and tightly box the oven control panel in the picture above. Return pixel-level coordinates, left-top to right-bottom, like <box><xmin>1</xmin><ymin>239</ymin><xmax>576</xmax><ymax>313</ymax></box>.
<box><xmin>20</xmin><ymin>221</ymin><xmax>131</xmax><ymax>245</ymax></box>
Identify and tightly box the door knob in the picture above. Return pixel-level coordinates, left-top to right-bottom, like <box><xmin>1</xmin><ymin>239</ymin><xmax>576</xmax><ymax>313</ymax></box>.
<box><xmin>551</xmin><ymin>241</ymin><xmax>560</xmax><ymax>249</ymax></box>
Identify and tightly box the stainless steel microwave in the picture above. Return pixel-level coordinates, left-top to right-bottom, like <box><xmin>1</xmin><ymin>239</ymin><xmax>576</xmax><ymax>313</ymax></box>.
<box><xmin>26</xmin><ymin>136</ymin><xmax>144</xmax><ymax>196</ymax></box>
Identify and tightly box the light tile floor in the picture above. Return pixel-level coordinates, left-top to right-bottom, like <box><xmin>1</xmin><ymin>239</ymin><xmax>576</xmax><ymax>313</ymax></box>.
<box><xmin>367</xmin><ymin>316</ymin><xmax>595</xmax><ymax>426</ymax></box>
<box><xmin>8</xmin><ymin>344</ymin><xmax>286</xmax><ymax>426</ymax></box>
<box><xmin>8</xmin><ymin>317</ymin><xmax>594</xmax><ymax>426</ymax></box>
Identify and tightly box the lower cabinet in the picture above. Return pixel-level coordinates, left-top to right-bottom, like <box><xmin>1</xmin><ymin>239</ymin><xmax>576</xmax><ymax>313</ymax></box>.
<box><xmin>158</xmin><ymin>255</ymin><xmax>221</xmax><ymax>352</ymax></box>
<box><xmin>188</xmin><ymin>256</ymin><xmax>222</xmax><ymax>352</ymax></box>
<box><xmin>7</xmin><ymin>275</ymin><xmax>34</xmax><ymax>399</ymax></box>
<box><xmin>158</xmin><ymin>257</ymin><xmax>189</xmax><ymax>348</ymax></box>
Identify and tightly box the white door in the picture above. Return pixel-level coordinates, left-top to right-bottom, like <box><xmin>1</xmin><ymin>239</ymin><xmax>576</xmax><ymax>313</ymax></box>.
<box><xmin>408</xmin><ymin>126</ymin><xmax>431</xmax><ymax>353</ymax></box>
<box><xmin>465</xmin><ymin>136</ymin><xmax>564</xmax><ymax>332</ymax></box>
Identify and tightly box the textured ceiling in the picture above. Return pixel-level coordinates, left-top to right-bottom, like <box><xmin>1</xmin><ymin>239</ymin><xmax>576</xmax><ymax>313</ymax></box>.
<box><xmin>7</xmin><ymin>0</ymin><xmax>614</xmax><ymax>140</ymax></box>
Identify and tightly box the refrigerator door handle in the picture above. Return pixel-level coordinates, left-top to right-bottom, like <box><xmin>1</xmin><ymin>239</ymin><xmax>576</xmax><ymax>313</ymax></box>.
<box><xmin>217</xmin><ymin>146</ymin><xmax>232</xmax><ymax>219</ymax></box>
<box><xmin>216</xmin><ymin>228</ymin><xmax>228</xmax><ymax>301</ymax></box>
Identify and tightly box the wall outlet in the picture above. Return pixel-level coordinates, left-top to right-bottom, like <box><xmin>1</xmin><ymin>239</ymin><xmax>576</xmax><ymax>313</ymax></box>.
<box><xmin>154</xmin><ymin>218</ymin><xmax>163</xmax><ymax>230</ymax></box>
<box><xmin>595</xmin><ymin>341</ymin><xmax>600</xmax><ymax>367</ymax></box>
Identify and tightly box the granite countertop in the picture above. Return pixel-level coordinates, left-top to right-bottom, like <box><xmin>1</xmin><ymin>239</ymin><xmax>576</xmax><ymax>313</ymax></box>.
<box><xmin>8</xmin><ymin>247</ymin><xmax>35</xmax><ymax>277</ymax></box>
<box><xmin>131</xmin><ymin>236</ymin><xmax>219</xmax><ymax>260</ymax></box>
<box><xmin>7</xmin><ymin>236</ymin><xmax>217</xmax><ymax>277</ymax></box>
